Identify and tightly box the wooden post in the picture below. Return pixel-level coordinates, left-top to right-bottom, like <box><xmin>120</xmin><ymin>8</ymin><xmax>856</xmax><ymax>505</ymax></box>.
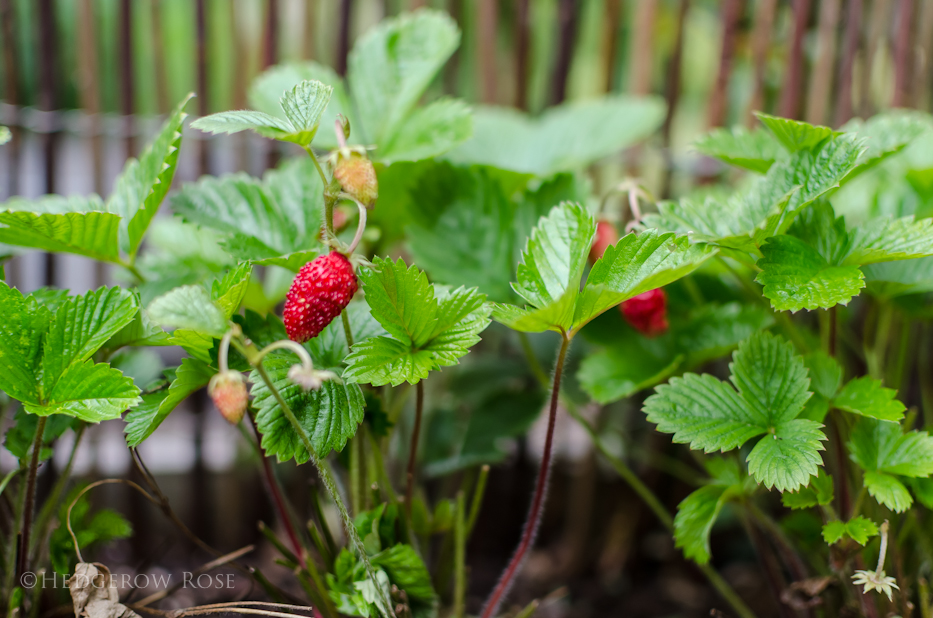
<box><xmin>834</xmin><ymin>0</ymin><xmax>863</xmax><ymax>126</ymax></box>
<box><xmin>892</xmin><ymin>0</ymin><xmax>915</xmax><ymax>107</ymax></box>
<box><xmin>707</xmin><ymin>0</ymin><xmax>743</xmax><ymax>128</ymax></box>
<box><xmin>805</xmin><ymin>0</ymin><xmax>841</xmax><ymax>125</ymax></box>
<box><xmin>477</xmin><ymin>0</ymin><xmax>498</xmax><ymax>104</ymax></box>
<box><xmin>779</xmin><ymin>0</ymin><xmax>812</xmax><ymax>119</ymax></box>
<box><xmin>746</xmin><ymin>0</ymin><xmax>778</xmax><ymax>124</ymax></box>
<box><xmin>552</xmin><ymin>0</ymin><xmax>579</xmax><ymax>105</ymax></box>
<box><xmin>515</xmin><ymin>0</ymin><xmax>530</xmax><ymax>109</ymax></box>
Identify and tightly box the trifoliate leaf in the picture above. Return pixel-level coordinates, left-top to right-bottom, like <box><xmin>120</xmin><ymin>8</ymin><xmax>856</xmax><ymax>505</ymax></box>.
<box><xmin>25</xmin><ymin>360</ymin><xmax>140</xmax><ymax>423</ymax></box>
<box><xmin>252</xmin><ymin>355</ymin><xmax>365</xmax><ymax>459</ymax></box>
<box><xmin>822</xmin><ymin>516</ymin><xmax>879</xmax><ymax>545</ymax></box>
<box><xmin>124</xmin><ymin>358</ymin><xmax>215</xmax><ymax>446</ymax></box>
<box><xmin>148</xmin><ymin>285</ymin><xmax>228</xmax><ymax>337</ymax></box>
<box><xmin>645</xmin><ymin>331</ymin><xmax>823</xmax><ymax>491</ymax></box>
<box><xmin>493</xmin><ymin>203</ymin><xmax>710</xmax><ymax>335</ymax></box>
<box><xmin>834</xmin><ymin>377</ymin><xmax>906</xmax><ymax>422</ymax></box>
<box><xmin>192</xmin><ymin>79</ymin><xmax>332</xmax><ymax>147</ymax></box>
<box><xmin>755</xmin><ymin>112</ymin><xmax>836</xmax><ymax>152</ymax></box>
<box><xmin>344</xmin><ymin>258</ymin><xmax>490</xmax><ymax>386</ymax></box>
<box><xmin>756</xmin><ymin>235</ymin><xmax>865</xmax><ymax>311</ymax></box>
<box><xmin>693</xmin><ymin>126</ymin><xmax>782</xmax><ymax>173</ymax></box>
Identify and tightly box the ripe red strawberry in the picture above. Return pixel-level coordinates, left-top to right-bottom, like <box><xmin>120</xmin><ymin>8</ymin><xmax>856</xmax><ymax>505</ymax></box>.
<box><xmin>334</xmin><ymin>152</ymin><xmax>378</xmax><ymax>208</ymax></box>
<box><xmin>621</xmin><ymin>288</ymin><xmax>668</xmax><ymax>337</ymax></box>
<box><xmin>590</xmin><ymin>219</ymin><xmax>618</xmax><ymax>263</ymax></box>
<box><xmin>284</xmin><ymin>251</ymin><xmax>358</xmax><ymax>343</ymax></box>
<box><xmin>208</xmin><ymin>372</ymin><xmax>248</xmax><ymax>424</ymax></box>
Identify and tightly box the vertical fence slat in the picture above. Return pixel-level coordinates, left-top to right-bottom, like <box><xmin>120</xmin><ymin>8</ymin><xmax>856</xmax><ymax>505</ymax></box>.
<box><xmin>661</xmin><ymin>0</ymin><xmax>690</xmax><ymax>199</ymax></box>
<box><xmin>601</xmin><ymin>0</ymin><xmax>622</xmax><ymax>93</ymax></box>
<box><xmin>915</xmin><ymin>0</ymin><xmax>933</xmax><ymax>109</ymax></box>
<box><xmin>196</xmin><ymin>0</ymin><xmax>210</xmax><ymax>176</ymax></box>
<box><xmin>746</xmin><ymin>0</ymin><xmax>778</xmax><ymax>123</ymax></box>
<box><xmin>779</xmin><ymin>0</ymin><xmax>812</xmax><ymax>119</ymax></box>
<box><xmin>1</xmin><ymin>0</ymin><xmax>20</xmax><ymax>200</ymax></box>
<box><xmin>37</xmin><ymin>0</ymin><xmax>59</xmax><ymax>286</ymax></box>
<box><xmin>806</xmin><ymin>0</ymin><xmax>841</xmax><ymax>125</ymax></box>
<box><xmin>627</xmin><ymin>0</ymin><xmax>657</xmax><ymax>95</ymax></box>
<box><xmin>861</xmin><ymin>0</ymin><xmax>892</xmax><ymax>117</ymax></box>
<box><xmin>514</xmin><ymin>0</ymin><xmax>530</xmax><ymax>109</ymax></box>
<box><xmin>78</xmin><ymin>0</ymin><xmax>104</xmax><ymax>195</ymax></box>
<box><xmin>477</xmin><ymin>0</ymin><xmax>498</xmax><ymax>104</ymax></box>
<box><xmin>336</xmin><ymin>0</ymin><xmax>352</xmax><ymax>77</ymax></box>
<box><xmin>551</xmin><ymin>0</ymin><xmax>579</xmax><ymax>105</ymax></box>
<box><xmin>119</xmin><ymin>0</ymin><xmax>135</xmax><ymax>158</ymax></box>
<box><xmin>893</xmin><ymin>0</ymin><xmax>915</xmax><ymax>107</ymax></box>
<box><xmin>834</xmin><ymin>0</ymin><xmax>863</xmax><ymax>125</ymax></box>
<box><xmin>707</xmin><ymin>0</ymin><xmax>743</xmax><ymax>128</ymax></box>
<box><xmin>152</xmin><ymin>0</ymin><xmax>170</xmax><ymax>115</ymax></box>
<box><xmin>304</xmin><ymin>0</ymin><xmax>317</xmax><ymax>60</ymax></box>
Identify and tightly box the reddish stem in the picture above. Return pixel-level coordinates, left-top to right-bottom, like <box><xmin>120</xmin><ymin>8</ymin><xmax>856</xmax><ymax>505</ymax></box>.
<box><xmin>249</xmin><ymin>415</ymin><xmax>308</xmax><ymax>570</ymax></box>
<box><xmin>479</xmin><ymin>335</ymin><xmax>571</xmax><ymax>618</ymax></box>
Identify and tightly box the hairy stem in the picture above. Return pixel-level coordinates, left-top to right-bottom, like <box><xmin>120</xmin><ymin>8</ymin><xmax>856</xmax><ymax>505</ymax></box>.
<box><xmin>252</xmin><ymin>362</ymin><xmax>394</xmax><ymax>618</ymax></box>
<box><xmin>405</xmin><ymin>381</ymin><xmax>425</xmax><ymax>516</ymax></box>
<box><xmin>17</xmin><ymin>415</ymin><xmax>47</xmax><ymax>579</ymax></box>
<box><xmin>479</xmin><ymin>334</ymin><xmax>570</xmax><ymax>618</ymax></box>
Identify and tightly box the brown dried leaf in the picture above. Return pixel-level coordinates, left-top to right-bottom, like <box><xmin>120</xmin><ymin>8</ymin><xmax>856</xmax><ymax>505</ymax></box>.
<box><xmin>69</xmin><ymin>563</ymin><xmax>139</xmax><ymax>618</ymax></box>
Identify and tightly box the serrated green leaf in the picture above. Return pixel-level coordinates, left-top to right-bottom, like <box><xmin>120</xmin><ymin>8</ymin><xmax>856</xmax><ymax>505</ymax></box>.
<box><xmin>576</xmin><ymin>230</ymin><xmax>715</xmax><ymax>327</ymax></box>
<box><xmin>729</xmin><ymin>330</ymin><xmax>811</xmax><ymax>425</ymax></box>
<box><xmin>864</xmin><ymin>256</ymin><xmax>933</xmax><ymax>298</ymax></box>
<box><xmin>908</xmin><ymin>477</ymin><xmax>933</xmax><ymax>509</ymax></box>
<box><xmin>693</xmin><ymin>126</ymin><xmax>782</xmax><ymax>173</ymax></box>
<box><xmin>26</xmin><ymin>360</ymin><xmax>140</xmax><ymax>422</ymax></box>
<box><xmin>756</xmin><ymin>235</ymin><xmax>865</xmax><ymax>311</ymax></box>
<box><xmin>170</xmin><ymin>157</ymin><xmax>323</xmax><ymax>263</ymax></box>
<box><xmin>843</xmin><ymin>216</ymin><xmax>933</xmax><ymax>265</ymax></box>
<box><xmin>847</xmin><ymin>110</ymin><xmax>932</xmax><ymax>168</ymax></box>
<box><xmin>673</xmin><ymin>484</ymin><xmax>731</xmax><ymax>564</ymax></box>
<box><xmin>113</xmin><ymin>94</ymin><xmax>193</xmax><ymax>255</ymax></box>
<box><xmin>579</xmin><ymin>302</ymin><xmax>772</xmax><ymax>404</ymax></box>
<box><xmin>345</xmin><ymin>258</ymin><xmax>489</xmax><ymax>386</ymax></box>
<box><xmin>822</xmin><ymin>516</ymin><xmax>878</xmax><ymax>545</ymax></box>
<box><xmin>212</xmin><ymin>262</ymin><xmax>252</xmax><ymax>319</ymax></box>
<box><xmin>371</xmin><ymin>544</ymin><xmax>437</xmax><ymax>604</ymax></box>
<box><xmin>756</xmin><ymin>113</ymin><xmax>836</xmax><ymax>152</ymax></box>
<box><xmin>252</xmin><ymin>355</ymin><xmax>365</xmax><ymax>460</ymax></box>
<box><xmin>190</xmin><ymin>110</ymin><xmax>295</xmax><ymax>138</ymax></box>
<box><xmin>124</xmin><ymin>358</ymin><xmax>214</xmax><ymax>446</ymax></box>
<box><xmin>864</xmin><ymin>471</ymin><xmax>913</xmax><ymax>512</ymax></box>
<box><xmin>0</xmin><ymin>282</ymin><xmax>51</xmax><ymax>403</ymax></box>
<box><xmin>645</xmin><ymin>332</ymin><xmax>821</xmax><ymax>491</ymax></box>
<box><xmin>148</xmin><ymin>285</ymin><xmax>227</xmax><ymax>337</ymax></box>
<box><xmin>644</xmin><ymin>135</ymin><xmax>863</xmax><ymax>250</ymax></box>
<box><xmin>447</xmin><ymin>96</ymin><xmax>665</xmax><ymax>176</ymax></box>
<box><xmin>849</xmin><ymin>418</ymin><xmax>933</xmax><ymax>477</ymax></box>
<box><xmin>746</xmin><ymin>419</ymin><xmax>826</xmax><ymax>492</ymax></box>
<box><xmin>279</xmin><ymin>79</ymin><xmax>333</xmax><ymax>145</ymax></box>
<box><xmin>379</xmin><ymin>98</ymin><xmax>472</xmax><ymax>164</ymax></box>
<box><xmin>834</xmin><ymin>377</ymin><xmax>905</xmax><ymax>422</ymax></box>
<box><xmin>0</xmin><ymin>210</ymin><xmax>122</xmax><ymax>262</ymax></box>
<box><xmin>348</xmin><ymin>10</ymin><xmax>459</xmax><ymax>147</ymax></box>
<box><xmin>103</xmin><ymin>308</ymin><xmax>172</xmax><ymax>350</ymax></box>
<box><xmin>782</xmin><ymin>469</ymin><xmax>834</xmax><ymax>509</ymax></box>
<box><xmin>249</xmin><ymin>62</ymin><xmax>349</xmax><ymax>149</ymax></box>
<box><xmin>803</xmin><ymin>351</ymin><xmax>842</xmax><ymax>399</ymax></box>
<box><xmin>41</xmin><ymin>287</ymin><xmax>138</xmax><ymax>393</ymax></box>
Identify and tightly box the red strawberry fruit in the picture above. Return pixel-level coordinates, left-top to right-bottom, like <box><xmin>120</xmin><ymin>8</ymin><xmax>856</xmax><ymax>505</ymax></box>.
<box><xmin>590</xmin><ymin>220</ymin><xmax>618</xmax><ymax>263</ymax></box>
<box><xmin>208</xmin><ymin>372</ymin><xmax>248</xmax><ymax>424</ymax></box>
<box><xmin>284</xmin><ymin>251</ymin><xmax>358</xmax><ymax>342</ymax></box>
<box><xmin>621</xmin><ymin>288</ymin><xmax>668</xmax><ymax>337</ymax></box>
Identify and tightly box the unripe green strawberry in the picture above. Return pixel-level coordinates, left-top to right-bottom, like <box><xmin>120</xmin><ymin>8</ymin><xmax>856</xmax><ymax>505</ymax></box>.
<box><xmin>334</xmin><ymin>152</ymin><xmax>378</xmax><ymax>208</ymax></box>
<box><xmin>284</xmin><ymin>251</ymin><xmax>358</xmax><ymax>343</ymax></box>
<box><xmin>208</xmin><ymin>371</ymin><xmax>248</xmax><ymax>424</ymax></box>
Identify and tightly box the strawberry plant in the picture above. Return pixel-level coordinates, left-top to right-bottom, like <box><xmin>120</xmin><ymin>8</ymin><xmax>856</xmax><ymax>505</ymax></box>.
<box><xmin>3</xmin><ymin>8</ymin><xmax>933</xmax><ymax>618</ymax></box>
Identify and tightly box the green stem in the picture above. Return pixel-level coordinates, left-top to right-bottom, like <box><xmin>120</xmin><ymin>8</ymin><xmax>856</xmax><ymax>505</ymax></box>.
<box><xmin>251</xmin><ymin>362</ymin><xmax>394</xmax><ymax>618</ymax></box>
<box><xmin>350</xmin><ymin>433</ymin><xmax>362</xmax><ymax>516</ymax></box>
<box><xmin>866</xmin><ymin>301</ymin><xmax>892</xmax><ymax>380</ymax></box>
<box><xmin>17</xmin><ymin>416</ymin><xmax>47</xmax><ymax>579</ymax></box>
<box><xmin>304</xmin><ymin>145</ymin><xmax>335</xmax><ymax>238</ymax></box>
<box><xmin>405</xmin><ymin>381</ymin><xmax>425</xmax><ymax>516</ymax></box>
<box><xmin>466</xmin><ymin>464</ymin><xmax>490</xmax><ymax>537</ymax></box>
<box><xmin>453</xmin><ymin>492</ymin><xmax>466</xmax><ymax>618</ymax></box>
<box><xmin>920</xmin><ymin>324</ymin><xmax>933</xmax><ymax>429</ymax></box>
<box><xmin>517</xmin><ymin>332</ymin><xmax>549</xmax><ymax>388</ymax></box>
<box><xmin>120</xmin><ymin>260</ymin><xmax>147</xmax><ymax>283</ymax></box>
<box><xmin>29</xmin><ymin>422</ymin><xmax>87</xmax><ymax>564</ymax></box>
<box><xmin>341</xmin><ymin>310</ymin><xmax>354</xmax><ymax>348</ymax></box>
